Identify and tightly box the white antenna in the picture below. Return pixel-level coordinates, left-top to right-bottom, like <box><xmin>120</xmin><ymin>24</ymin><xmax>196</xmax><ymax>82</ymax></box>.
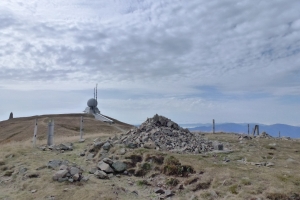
<box><xmin>94</xmin><ymin>87</ymin><xmax>95</xmax><ymax>99</ymax></box>
<box><xmin>96</xmin><ymin>83</ymin><xmax>98</xmax><ymax>101</ymax></box>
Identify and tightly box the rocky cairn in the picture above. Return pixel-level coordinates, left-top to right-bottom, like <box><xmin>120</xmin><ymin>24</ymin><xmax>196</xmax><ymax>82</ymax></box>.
<box><xmin>90</xmin><ymin>158</ymin><xmax>128</xmax><ymax>179</ymax></box>
<box><xmin>117</xmin><ymin>114</ymin><xmax>223</xmax><ymax>153</ymax></box>
<box><xmin>49</xmin><ymin>160</ymin><xmax>88</xmax><ymax>183</ymax></box>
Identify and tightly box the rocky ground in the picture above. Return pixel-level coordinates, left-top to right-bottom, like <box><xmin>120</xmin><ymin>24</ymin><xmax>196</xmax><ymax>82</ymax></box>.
<box><xmin>0</xmin><ymin>115</ymin><xmax>300</xmax><ymax>200</ymax></box>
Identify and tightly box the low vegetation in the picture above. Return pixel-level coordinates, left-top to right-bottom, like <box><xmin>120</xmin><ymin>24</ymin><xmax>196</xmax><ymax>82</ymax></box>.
<box><xmin>0</xmin><ymin>126</ymin><xmax>300</xmax><ymax>199</ymax></box>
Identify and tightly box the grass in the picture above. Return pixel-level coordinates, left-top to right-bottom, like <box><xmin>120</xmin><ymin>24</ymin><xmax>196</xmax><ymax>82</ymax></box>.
<box><xmin>0</xmin><ymin>132</ymin><xmax>300</xmax><ymax>200</ymax></box>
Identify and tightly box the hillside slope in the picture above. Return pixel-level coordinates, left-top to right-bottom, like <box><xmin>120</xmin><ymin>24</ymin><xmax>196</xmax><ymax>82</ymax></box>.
<box><xmin>0</xmin><ymin>113</ymin><xmax>133</xmax><ymax>144</ymax></box>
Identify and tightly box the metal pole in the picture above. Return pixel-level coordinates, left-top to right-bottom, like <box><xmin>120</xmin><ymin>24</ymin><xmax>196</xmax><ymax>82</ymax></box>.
<box><xmin>33</xmin><ymin>119</ymin><xmax>38</xmax><ymax>147</ymax></box>
<box><xmin>213</xmin><ymin>119</ymin><xmax>215</xmax><ymax>134</ymax></box>
<box><xmin>47</xmin><ymin>119</ymin><xmax>54</xmax><ymax>146</ymax></box>
<box><xmin>248</xmin><ymin>124</ymin><xmax>249</xmax><ymax>135</ymax></box>
<box><xmin>80</xmin><ymin>116</ymin><xmax>83</xmax><ymax>139</ymax></box>
<box><xmin>279</xmin><ymin>131</ymin><xmax>280</xmax><ymax>138</ymax></box>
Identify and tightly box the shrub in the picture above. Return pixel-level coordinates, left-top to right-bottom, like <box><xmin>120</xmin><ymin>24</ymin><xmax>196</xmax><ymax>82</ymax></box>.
<box><xmin>162</xmin><ymin>156</ymin><xmax>195</xmax><ymax>176</ymax></box>
<box><xmin>166</xmin><ymin>178</ymin><xmax>180</xmax><ymax>186</ymax></box>
<box><xmin>229</xmin><ymin>184</ymin><xmax>238</xmax><ymax>194</ymax></box>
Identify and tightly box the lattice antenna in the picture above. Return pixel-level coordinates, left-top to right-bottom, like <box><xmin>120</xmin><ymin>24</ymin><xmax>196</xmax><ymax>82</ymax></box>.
<box><xmin>96</xmin><ymin>83</ymin><xmax>98</xmax><ymax>101</ymax></box>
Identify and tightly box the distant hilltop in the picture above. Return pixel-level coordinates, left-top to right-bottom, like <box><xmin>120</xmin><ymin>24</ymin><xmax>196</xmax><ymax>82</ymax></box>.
<box><xmin>187</xmin><ymin>123</ymin><xmax>300</xmax><ymax>139</ymax></box>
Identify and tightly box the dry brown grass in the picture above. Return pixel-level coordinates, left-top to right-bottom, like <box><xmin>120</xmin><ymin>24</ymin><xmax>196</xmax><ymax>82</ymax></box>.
<box><xmin>1</xmin><ymin>130</ymin><xmax>300</xmax><ymax>200</ymax></box>
<box><xmin>0</xmin><ymin>113</ymin><xmax>134</xmax><ymax>144</ymax></box>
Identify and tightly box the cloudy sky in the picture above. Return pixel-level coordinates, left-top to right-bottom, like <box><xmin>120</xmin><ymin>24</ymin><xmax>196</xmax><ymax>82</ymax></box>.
<box><xmin>1</xmin><ymin>0</ymin><xmax>300</xmax><ymax>125</ymax></box>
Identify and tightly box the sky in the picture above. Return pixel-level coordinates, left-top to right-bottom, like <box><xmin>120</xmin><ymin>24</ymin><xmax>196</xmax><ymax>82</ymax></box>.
<box><xmin>0</xmin><ymin>0</ymin><xmax>300</xmax><ymax>125</ymax></box>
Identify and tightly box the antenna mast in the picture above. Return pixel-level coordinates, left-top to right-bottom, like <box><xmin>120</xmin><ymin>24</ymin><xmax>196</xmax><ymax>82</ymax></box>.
<box><xmin>96</xmin><ymin>83</ymin><xmax>98</xmax><ymax>101</ymax></box>
<box><xmin>94</xmin><ymin>87</ymin><xmax>95</xmax><ymax>99</ymax></box>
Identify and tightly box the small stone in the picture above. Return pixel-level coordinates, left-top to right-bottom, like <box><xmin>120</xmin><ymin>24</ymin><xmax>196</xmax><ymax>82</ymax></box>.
<box><xmin>132</xmin><ymin>190</ymin><xmax>138</xmax><ymax>196</ymax></box>
<box><xmin>79</xmin><ymin>152</ymin><xmax>85</xmax><ymax>157</ymax></box>
<box><xmin>118</xmin><ymin>148</ymin><xmax>126</xmax><ymax>155</ymax></box>
<box><xmin>59</xmin><ymin>165</ymin><xmax>68</xmax><ymax>170</ymax></box>
<box><xmin>86</xmin><ymin>153</ymin><xmax>95</xmax><ymax>160</ymax></box>
<box><xmin>154</xmin><ymin>188</ymin><xmax>165</xmax><ymax>194</ymax></box>
<box><xmin>79</xmin><ymin>139</ymin><xmax>85</xmax><ymax>143</ymax></box>
<box><xmin>80</xmin><ymin>176</ymin><xmax>89</xmax><ymax>182</ymax></box>
<box><xmin>19</xmin><ymin>167</ymin><xmax>28</xmax><ymax>174</ymax></box>
<box><xmin>94</xmin><ymin>170</ymin><xmax>108</xmax><ymax>179</ymax></box>
<box><xmin>70</xmin><ymin>167</ymin><xmax>80</xmax><ymax>175</ymax></box>
<box><xmin>31</xmin><ymin>189</ymin><xmax>37</xmax><ymax>193</ymax></box>
<box><xmin>27</xmin><ymin>172</ymin><xmax>40</xmax><ymax>178</ymax></box>
<box><xmin>164</xmin><ymin>190</ymin><xmax>174</xmax><ymax>197</ymax></box>
<box><xmin>102</xmin><ymin>142</ymin><xmax>111</xmax><ymax>151</ymax></box>
<box><xmin>53</xmin><ymin>170</ymin><xmax>68</xmax><ymax>181</ymax></box>
<box><xmin>4</xmin><ymin>170</ymin><xmax>14</xmax><ymax>176</ymax></box>
<box><xmin>177</xmin><ymin>184</ymin><xmax>184</xmax><ymax>190</ymax></box>
<box><xmin>102</xmin><ymin>158</ymin><xmax>113</xmax><ymax>165</ymax></box>
<box><xmin>89</xmin><ymin>167</ymin><xmax>98</xmax><ymax>174</ymax></box>
<box><xmin>73</xmin><ymin>173</ymin><xmax>80</xmax><ymax>181</ymax></box>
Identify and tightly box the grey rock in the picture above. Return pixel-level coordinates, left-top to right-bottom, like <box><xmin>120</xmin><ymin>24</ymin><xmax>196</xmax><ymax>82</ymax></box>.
<box><xmin>103</xmin><ymin>142</ymin><xmax>112</xmax><ymax>151</ymax></box>
<box><xmin>80</xmin><ymin>176</ymin><xmax>89</xmax><ymax>182</ymax></box>
<box><xmin>127</xmin><ymin>143</ymin><xmax>137</xmax><ymax>149</ymax></box>
<box><xmin>59</xmin><ymin>165</ymin><xmax>68</xmax><ymax>170</ymax></box>
<box><xmin>86</xmin><ymin>153</ymin><xmax>95</xmax><ymax>160</ymax></box>
<box><xmin>48</xmin><ymin>160</ymin><xmax>69</xmax><ymax>170</ymax></box>
<box><xmin>94</xmin><ymin>170</ymin><xmax>108</xmax><ymax>179</ymax></box>
<box><xmin>112</xmin><ymin>161</ymin><xmax>127</xmax><ymax>172</ymax></box>
<box><xmin>19</xmin><ymin>167</ymin><xmax>27</xmax><ymax>174</ymax></box>
<box><xmin>102</xmin><ymin>158</ymin><xmax>113</xmax><ymax>165</ymax></box>
<box><xmin>154</xmin><ymin>188</ymin><xmax>165</xmax><ymax>194</ymax></box>
<box><xmin>164</xmin><ymin>190</ymin><xmax>174</xmax><ymax>197</ymax></box>
<box><xmin>98</xmin><ymin>161</ymin><xmax>114</xmax><ymax>173</ymax></box>
<box><xmin>27</xmin><ymin>172</ymin><xmax>40</xmax><ymax>178</ymax></box>
<box><xmin>89</xmin><ymin>142</ymin><xmax>104</xmax><ymax>152</ymax></box>
<box><xmin>144</xmin><ymin>141</ymin><xmax>156</xmax><ymax>149</ymax></box>
<box><xmin>79</xmin><ymin>152</ymin><xmax>85</xmax><ymax>156</ymax></box>
<box><xmin>58</xmin><ymin>177</ymin><xmax>68</xmax><ymax>182</ymax></box>
<box><xmin>118</xmin><ymin>148</ymin><xmax>126</xmax><ymax>155</ymax></box>
<box><xmin>73</xmin><ymin>173</ymin><xmax>80</xmax><ymax>181</ymax></box>
<box><xmin>89</xmin><ymin>167</ymin><xmax>98</xmax><ymax>174</ymax></box>
<box><xmin>53</xmin><ymin>169</ymin><xmax>68</xmax><ymax>181</ymax></box>
<box><xmin>70</xmin><ymin>167</ymin><xmax>80</xmax><ymax>175</ymax></box>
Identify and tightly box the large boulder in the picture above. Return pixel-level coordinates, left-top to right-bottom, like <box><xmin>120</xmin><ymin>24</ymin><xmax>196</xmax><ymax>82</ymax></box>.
<box><xmin>98</xmin><ymin>161</ymin><xmax>114</xmax><ymax>173</ymax></box>
<box><xmin>112</xmin><ymin>161</ymin><xmax>127</xmax><ymax>173</ymax></box>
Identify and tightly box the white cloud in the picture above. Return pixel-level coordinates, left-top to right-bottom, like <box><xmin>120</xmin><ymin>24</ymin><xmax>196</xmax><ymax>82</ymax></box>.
<box><xmin>0</xmin><ymin>0</ymin><xmax>300</xmax><ymax>125</ymax></box>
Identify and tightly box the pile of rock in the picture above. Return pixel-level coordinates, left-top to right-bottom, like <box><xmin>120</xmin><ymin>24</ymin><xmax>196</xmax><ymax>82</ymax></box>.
<box><xmin>39</xmin><ymin>143</ymin><xmax>73</xmax><ymax>152</ymax></box>
<box><xmin>238</xmin><ymin>135</ymin><xmax>252</xmax><ymax>140</ymax></box>
<box><xmin>90</xmin><ymin>158</ymin><xmax>127</xmax><ymax>179</ymax></box>
<box><xmin>49</xmin><ymin>160</ymin><xmax>88</xmax><ymax>183</ymax></box>
<box><xmin>116</xmin><ymin>114</ymin><xmax>223</xmax><ymax>153</ymax></box>
<box><xmin>256</xmin><ymin>132</ymin><xmax>273</xmax><ymax>139</ymax></box>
